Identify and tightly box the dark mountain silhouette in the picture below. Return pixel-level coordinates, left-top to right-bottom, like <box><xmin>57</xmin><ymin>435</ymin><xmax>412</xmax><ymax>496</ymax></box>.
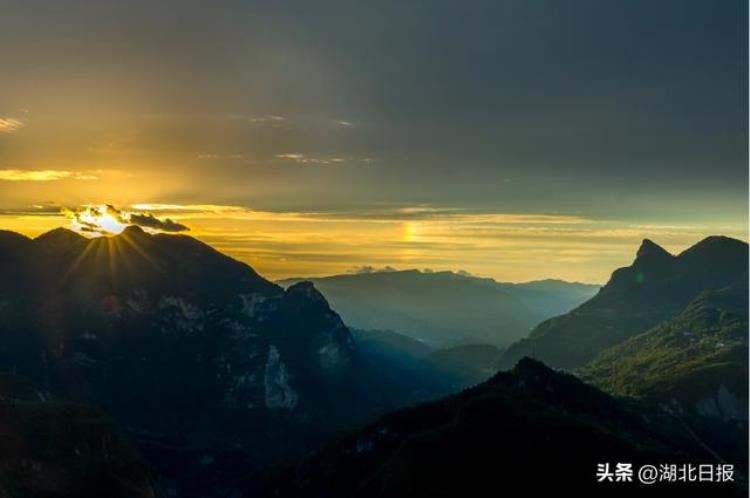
<box><xmin>251</xmin><ymin>358</ymin><xmax>746</xmax><ymax>498</ymax></box>
<box><xmin>500</xmin><ymin>236</ymin><xmax>748</xmax><ymax>369</ymax></box>
<box><xmin>279</xmin><ymin>270</ymin><xmax>598</xmax><ymax>348</ymax></box>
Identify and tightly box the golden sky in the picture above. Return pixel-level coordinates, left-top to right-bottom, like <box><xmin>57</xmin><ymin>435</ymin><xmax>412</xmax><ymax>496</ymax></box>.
<box><xmin>1</xmin><ymin>201</ymin><xmax>745</xmax><ymax>284</ymax></box>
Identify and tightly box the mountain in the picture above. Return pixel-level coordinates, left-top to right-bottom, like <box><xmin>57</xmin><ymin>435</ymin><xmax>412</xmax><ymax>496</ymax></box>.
<box><xmin>251</xmin><ymin>358</ymin><xmax>746</xmax><ymax>498</ymax></box>
<box><xmin>0</xmin><ymin>227</ymin><xmax>437</xmax><ymax>496</ymax></box>
<box><xmin>579</xmin><ymin>282</ymin><xmax>748</xmax><ymax>421</ymax></box>
<box><xmin>279</xmin><ymin>270</ymin><xmax>598</xmax><ymax>348</ymax></box>
<box><xmin>494</xmin><ymin>277</ymin><xmax>602</xmax><ymax>316</ymax></box>
<box><xmin>3</xmin><ymin>228</ymin><xmax>745</xmax><ymax>496</ymax></box>
<box><xmin>500</xmin><ymin>236</ymin><xmax>748</xmax><ymax>370</ymax></box>
<box><xmin>0</xmin><ymin>227</ymin><xmax>357</xmax><ymax>437</ymax></box>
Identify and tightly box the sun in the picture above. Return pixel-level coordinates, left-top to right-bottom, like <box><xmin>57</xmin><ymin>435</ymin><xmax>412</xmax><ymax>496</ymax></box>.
<box><xmin>402</xmin><ymin>221</ymin><xmax>418</xmax><ymax>242</ymax></box>
<box><xmin>94</xmin><ymin>212</ymin><xmax>128</xmax><ymax>234</ymax></box>
<box><xmin>69</xmin><ymin>205</ymin><xmax>129</xmax><ymax>236</ymax></box>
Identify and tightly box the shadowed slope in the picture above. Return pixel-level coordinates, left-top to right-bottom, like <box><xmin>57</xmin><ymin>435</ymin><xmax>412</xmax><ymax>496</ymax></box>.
<box><xmin>251</xmin><ymin>358</ymin><xmax>745</xmax><ymax>498</ymax></box>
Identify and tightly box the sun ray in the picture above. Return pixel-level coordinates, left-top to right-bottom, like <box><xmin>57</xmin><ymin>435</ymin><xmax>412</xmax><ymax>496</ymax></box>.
<box><xmin>119</xmin><ymin>229</ymin><xmax>162</xmax><ymax>272</ymax></box>
<box><xmin>60</xmin><ymin>237</ymin><xmax>98</xmax><ymax>285</ymax></box>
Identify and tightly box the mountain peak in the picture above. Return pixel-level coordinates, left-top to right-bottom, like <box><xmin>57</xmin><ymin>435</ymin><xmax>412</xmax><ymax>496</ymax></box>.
<box><xmin>114</xmin><ymin>224</ymin><xmax>153</xmax><ymax>243</ymax></box>
<box><xmin>678</xmin><ymin>235</ymin><xmax>747</xmax><ymax>260</ymax></box>
<box><xmin>34</xmin><ymin>226</ymin><xmax>80</xmax><ymax>239</ymax></box>
<box><xmin>631</xmin><ymin>239</ymin><xmax>674</xmax><ymax>272</ymax></box>
<box><xmin>121</xmin><ymin>224</ymin><xmax>146</xmax><ymax>236</ymax></box>
<box><xmin>635</xmin><ymin>238</ymin><xmax>672</xmax><ymax>261</ymax></box>
<box><xmin>500</xmin><ymin>234</ymin><xmax>746</xmax><ymax>370</ymax></box>
<box><xmin>285</xmin><ymin>280</ymin><xmax>328</xmax><ymax>306</ymax></box>
<box><xmin>33</xmin><ymin>227</ymin><xmax>87</xmax><ymax>248</ymax></box>
<box><xmin>511</xmin><ymin>356</ymin><xmax>550</xmax><ymax>377</ymax></box>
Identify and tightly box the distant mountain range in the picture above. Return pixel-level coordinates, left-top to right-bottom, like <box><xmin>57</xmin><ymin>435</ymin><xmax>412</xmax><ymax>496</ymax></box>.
<box><xmin>279</xmin><ymin>270</ymin><xmax>598</xmax><ymax>348</ymax></box>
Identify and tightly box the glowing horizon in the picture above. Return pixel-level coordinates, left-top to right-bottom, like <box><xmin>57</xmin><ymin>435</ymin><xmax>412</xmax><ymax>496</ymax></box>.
<box><xmin>1</xmin><ymin>202</ymin><xmax>745</xmax><ymax>285</ymax></box>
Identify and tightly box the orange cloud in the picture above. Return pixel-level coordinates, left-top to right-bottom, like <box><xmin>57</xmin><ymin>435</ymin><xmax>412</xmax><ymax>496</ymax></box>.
<box><xmin>0</xmin><ymin>118</ymin><xmax>24</xmax><ymax>133</ymax></box>
<box><xmin>0</xmin><ymin>169</ymin><xmax>98</xmax><ymax>181</ymax></box>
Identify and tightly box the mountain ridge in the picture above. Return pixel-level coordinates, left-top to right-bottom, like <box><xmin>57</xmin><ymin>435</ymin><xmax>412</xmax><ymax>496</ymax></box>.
<box><xmin>500</xmin><ymin>236</ymin><xmax>748</xmax><ymax>370</ymax></box>
<box><xmin>279</xmin><ymin>269</ymin><xmax>599</xmax><ymax>348</ymax></box>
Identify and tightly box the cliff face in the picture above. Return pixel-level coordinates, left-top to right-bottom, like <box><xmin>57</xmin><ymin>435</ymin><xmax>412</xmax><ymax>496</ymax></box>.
<box><xmin>0</xmin><ymin>228</ymin><xmax>357</xmax><ymax>458</ymax></box>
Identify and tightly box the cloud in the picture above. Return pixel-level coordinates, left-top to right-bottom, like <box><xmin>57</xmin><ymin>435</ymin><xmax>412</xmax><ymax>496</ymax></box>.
<box><xmin>350</xmin><ymin>265</ymin><xmax>398</xmax><ymax>274</ymax></box>
<box><xmin>0</xmin><ymin>118</ymin><xmax>24</xmax><ymax>133</ymax></box>
<box><xmin>129</xmin><ymin>203</ymin><xmax>246</xmax><ymax>215</ymax></box>
<box><xmin>103</xmin><ymin>204</ymin><xmax>128</xmax><ymax>222</ymax></box>
<box><xmin>229</xmin><ymin>114</ymin><xmax>286</xmax><ymax>126</ymax></box>
<box><xmin>128</xmin><ymin>213</ymin><xmax>189</xmax><ymax>232</ymax></box>
<box><xmin>291</xmin><ymin>205</ymin><xmax>590</xmax><ymax>224</ymax></box>
<box><xmin>251</xmin><ymin>115</ymin><xmax>285</xmax><ymax>123</ymax></box>
<box><xmin>0</xmin><ymin>169</ymin><xmax>98</xmax><ymax>181</ymax></box>
<box><xmin>197</xmin><ymin>153</ymin><xmax>244</xmax><ymax>160</ymax></box>
<box><xmin>63</xmin><ymin>205</ymin><xmax>127</xmax><ymax>235</ymax></box>
<box><xmin>0</xmin><ymin>204</ymin><xmax>63</xmax><ymax>216</ymax></box>
<box><xmin>275</xmin><ymin>153</ymin><xmax>348</xmax><ymax>165</ymax></box>
<box><xmin>63</xmin><ymin>204</ymin><xmax>189</xmax><ymax>235</ymax></box>
<box><xmin>125</xmin><ymin>202</ymin><xmax>591</xmax><ymax>229</ymax></box>
<box><xmin>275</xmin><ymin>153</ymin><xmax>304</xmax><ymax>160</ymax></box>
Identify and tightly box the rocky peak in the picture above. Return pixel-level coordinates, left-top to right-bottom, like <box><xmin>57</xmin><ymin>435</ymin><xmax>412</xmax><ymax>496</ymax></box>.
<box><xmin>634</xmin><ymin>238</ymin><xmax>673</xmax><ymax>267</ymax></box>
<box><xmin>284</xmin><ymin>281</ymin><xmax>329</xmax><ymax>307</ymax></box>
<box><xmin>492</xmin><ymin>357</ymin><xmax>625</xmax><ymax>419</ymax></box>
<box><xmin>120</xmin><ymin>224</ymin><xmax>147</xmax><ymax>237</ymax></box>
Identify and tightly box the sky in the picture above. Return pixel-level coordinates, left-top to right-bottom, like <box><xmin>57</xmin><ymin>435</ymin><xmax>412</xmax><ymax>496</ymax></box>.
<box><xmin>0</xmin><ymin>0</ymin><xmax>747</xmax><ymax>283</ymax></box>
